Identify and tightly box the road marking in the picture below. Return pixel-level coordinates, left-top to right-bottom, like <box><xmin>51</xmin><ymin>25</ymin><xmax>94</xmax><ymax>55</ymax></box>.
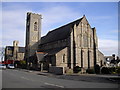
<box><xmin>29</xmin><ymin>71</ymin><xmax>33</xmax><ymax>72</ymax></box>
<box><xmin>44</xmin><ymin>82</ymin><xmax>64</xmax><ymax>88</ymax></box>
<box><xmin>21</xmin><ymin>77</ymin><xmax>30</xmax><ymax>81</ymax></box>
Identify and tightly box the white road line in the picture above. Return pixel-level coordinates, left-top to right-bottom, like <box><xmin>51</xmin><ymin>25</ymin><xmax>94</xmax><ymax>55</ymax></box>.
<box><xmin>29</xmin><ymin>71</ymin><xmax>33</xmax><ymax>72</ymax></box>
<box><xmin>21</xmin><ymin>77</ymin><xmax>30</xmax><ymax>81</ymax></box>
<box><xmin>44</xmin><ymin>82</ymin><xmax>64</xmax><ymax>88</ymax></box>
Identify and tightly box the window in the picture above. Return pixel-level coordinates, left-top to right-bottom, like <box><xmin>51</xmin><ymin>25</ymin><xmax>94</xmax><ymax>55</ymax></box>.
<box><xmin>62</xmin><ymin>54</ymin><xmax>65</xmax><ymax>63</ymax></box>
<box><xmin>83</xmin><ymin>33</ymin><xmax>88</xmax><ymax>47</ymax></box>
<box><xmin>34</xmin><ymin>22</ymin><xmax>38</xmax><ymax>31</ymax></box>
<box><xmin>77</xmin><ymin>35</ymin><xmax>81</xmax><ymax>47</ymax></box>
<box><xmin>90</xmin><ymin>37</ymin><xmax>92</xmax><ymax>47</ymax></box>
<box><xmin>32</xmin><ymin>36</ymin><xmax>38</xmax><ymax>42</ymax></box>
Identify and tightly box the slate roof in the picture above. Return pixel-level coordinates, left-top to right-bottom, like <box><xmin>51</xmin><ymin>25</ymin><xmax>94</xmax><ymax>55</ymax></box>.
<box><xmin>18</xmin><ymin>47</ymin><xmax>25</xmax><ymax>53</ymax></box>
<box><xmin>6</xmin><ymin>46</ymin><xmax>14</xmax><ymax>50</ymax></box>
<box><xmin>40</xmin><ymin>17</ymin><xmax>83</xmax><ymax>45</ymax></box>
<box><xmin>6</xmin><ymin>46</ymin><xmax>25</xmax><ymax>53</ymax></box>
<box><xmin>36</xmin><ymin>52</ymin><xmax>47</xmax><ymax>61</ymax></box>
<box><xmin>39</xmin><ymin>47</ymin><xmax>66</xmax><ymax>55</ymax></box>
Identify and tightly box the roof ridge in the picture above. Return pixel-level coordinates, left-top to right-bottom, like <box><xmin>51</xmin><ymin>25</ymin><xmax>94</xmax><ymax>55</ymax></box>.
<box><xmin>46</xmin><ymin>17</ymin><xmax>83</xmax><ymax>35</ymax></box>
<box><xmin>40</xmin><ymin>16</ymin><xmax>83</xmax><ymax>45</ymax></box>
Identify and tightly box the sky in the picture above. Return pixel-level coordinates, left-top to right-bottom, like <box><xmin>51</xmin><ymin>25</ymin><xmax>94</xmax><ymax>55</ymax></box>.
<box><xmin>1</xmin><ymin>2</ymin><xmax>118</xmax><ymax>57</ymax></box>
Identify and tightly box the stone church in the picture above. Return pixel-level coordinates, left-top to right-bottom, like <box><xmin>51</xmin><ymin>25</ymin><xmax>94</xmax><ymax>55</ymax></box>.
<box><xmin>25</xmin><ymin>12</ymin><xmax>104</xmax><ymax>74</ymax></box>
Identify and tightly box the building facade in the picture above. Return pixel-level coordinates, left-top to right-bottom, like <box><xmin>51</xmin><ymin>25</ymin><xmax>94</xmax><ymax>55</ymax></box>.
<box><xmin>25</xmin><ymin>12</ymin><xmax>104</xmax><ymax>74</ymax></box>
<box><xmin>5</xmin><ymin>40</ymin><xmax>25</xmax><ymax>66</ymax></box>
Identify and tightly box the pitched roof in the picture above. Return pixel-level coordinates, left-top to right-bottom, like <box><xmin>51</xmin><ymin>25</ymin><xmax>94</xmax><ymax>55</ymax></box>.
<box><xmin>6</xmin><ymin>46</ymin><xmax>25</xmax><ymax>53</ymax></box>
<box><xmin>40</xmin><ymin>17</ymin><xmax>83</xmax><ymax>45</ymax></box>
<box><xmin>39</xmin><ymin>47</ymin><xmax>66</xmax><ymax>55</ymax></box>
<box><xmin>18</xmin><ymin>47</ymin><xmax>25</xmax><ymax>53</ymax></box>
<box><xmin>36</xmin><ymin>52</ymin><xmax>46</xmax><ymax>61</ymax></box>
<box><xmin>6</xmin><ymin>46</ymin><xmax>14</xmax><ymax>50</ymax></box>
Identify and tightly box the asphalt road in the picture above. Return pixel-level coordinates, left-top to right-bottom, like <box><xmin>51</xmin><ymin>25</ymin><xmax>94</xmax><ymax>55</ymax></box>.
<box><xmin>2</xmin><ymin>69</ymin><xmax>118</xmax><ymax>88</ymax></box>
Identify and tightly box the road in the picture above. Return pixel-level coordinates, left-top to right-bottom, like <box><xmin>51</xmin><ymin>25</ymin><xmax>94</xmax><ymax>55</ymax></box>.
<box><xmin>2</xmin><ymin>69</ymin><xmax>118</xmax><ymax>88</ymax></box>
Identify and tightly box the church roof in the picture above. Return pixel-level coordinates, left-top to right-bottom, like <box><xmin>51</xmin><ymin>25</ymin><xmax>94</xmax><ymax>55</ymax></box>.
<box><xmin>40</xmin><ymin>17</ymin><xmax>83</xmax><ymax>45</ymax></box>
<box><xmin>38</xmin><ymin>47</ymin><xmax>66</xmax><ymax>56</ymax></box>
<box><xmin>36</xmin><ymin>52</ymin><xmax>47</xmax><ymax>61</ymax></box>
<box><xmin>46</xmin><ymin>47</ymin><xmax>66</xmax><ymax>55</ymax></box>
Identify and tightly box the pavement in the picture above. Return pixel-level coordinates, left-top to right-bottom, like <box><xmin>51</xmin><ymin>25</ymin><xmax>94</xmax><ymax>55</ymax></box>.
<box><xmin>15</xmin><ymin>68</ymin><xmax>120</xmax><ymax>84</ymax></box>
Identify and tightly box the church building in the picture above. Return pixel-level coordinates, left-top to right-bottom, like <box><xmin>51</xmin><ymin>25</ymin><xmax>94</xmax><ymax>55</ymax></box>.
<box><xmin>25</xmin><ymin>12</ymin><xmax>104</xmax><ymax>74</ymax></box>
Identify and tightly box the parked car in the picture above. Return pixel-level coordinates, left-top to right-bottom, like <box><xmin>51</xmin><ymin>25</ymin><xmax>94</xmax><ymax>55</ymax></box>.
<box><xmin>7</xmin><ymin>64</ymin><xmax>15</xmax><ymax>69</ymax></box>
<box><xmin>0</xmin><ymin>64</ymin><xmax>6</xmax><ymax>69</ymax></box>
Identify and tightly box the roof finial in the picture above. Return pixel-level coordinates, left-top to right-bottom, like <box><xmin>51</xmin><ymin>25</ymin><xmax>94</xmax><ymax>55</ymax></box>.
<box><xmin>83</xmin><ymin>14</ymin><xmax>85</xmax><ymax>17</ymax></box>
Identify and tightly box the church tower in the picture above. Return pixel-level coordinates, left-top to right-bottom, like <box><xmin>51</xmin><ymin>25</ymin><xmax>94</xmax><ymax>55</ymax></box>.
<box><xmin>25</xmin><ymin>12</ymin><xmax>42</xmax><ymax>63</ymax></box>
<box><xmin>13</xmin><ymin>40</ymin><xmax>19</xmax><ymax>60</ymax></box>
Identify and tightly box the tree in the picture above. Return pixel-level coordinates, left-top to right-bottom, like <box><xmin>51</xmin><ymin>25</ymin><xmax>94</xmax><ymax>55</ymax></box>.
<box><xmin>0</xmin><ymin>47</ymin><xmax>5</xmax><ymax>61</ymax></box>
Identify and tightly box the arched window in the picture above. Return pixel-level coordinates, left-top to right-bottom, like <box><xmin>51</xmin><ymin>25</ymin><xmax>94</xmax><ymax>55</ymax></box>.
<box><xmin>83</xmin><ymin>33</ymin><xmax>88</xmax><ymax>47</ymax></box>
<box><xmin>62</xmin><ymin>54</ymin><xmax>65</xmax><ymax>63</ymax></box>
<box><xmin>34</xmin><ymin>22</ymin><xmax>37</xmax><ymax>31</ymax></box>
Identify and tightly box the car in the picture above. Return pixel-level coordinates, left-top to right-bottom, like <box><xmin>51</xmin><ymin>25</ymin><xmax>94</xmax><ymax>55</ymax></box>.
<box><xmin>7</xmin><ymin>64</ymin><xmax>15</xmax><ymax>69</ymax></box>
<box><xmin>0</xmin><ymin>64</ymin><xmax>6</xmax><ymax>69</ymax></box>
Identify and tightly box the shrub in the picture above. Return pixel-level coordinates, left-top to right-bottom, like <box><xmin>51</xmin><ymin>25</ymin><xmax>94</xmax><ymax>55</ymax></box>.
<box><xmin>109</xmin><ymin>67</ymin><xmax>116</xmax><ymax>74</ymax></box>
<box><xmin>94</xmin><ymin>64</ymin><xmax>100</xmax><ymax>74</ymax></box>
<box><xmin>20</xmin><ymin>60</ymin><xmax>26</xmax><ymax>69</ymax></box>
<box><xmin>73</xmin><ymin>66</ymin><xmax>81</xmax><ymax>73</ymax></box>
<box><xmin>101</xmin><ymin>67</ymin><xmax>110</xmax><ymax>74</ymax></box>
<box><xmin>66</xmin><ymin>69</ymin><xmax>73</xmax><ymax>75</ymax></box>
<box><xmin>116</xmin><ymin>67</ymin><xmax>120</xmax><ymax>74</ymax></box>
<box><xmin>86</xmin><ymin>68</ymin><xmax>95</xmax><ymax>74</ymax></box>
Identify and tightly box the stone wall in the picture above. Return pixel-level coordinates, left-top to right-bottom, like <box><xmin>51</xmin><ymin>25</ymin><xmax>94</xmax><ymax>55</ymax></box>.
<box><xmin>39</xmin><ymin>38</ymin><xmax>69</xmax><ymax>51</ymax></box>
<box><xmin>55</xmin><ymin>47</ymin><xmax>68</xmax><ymax>67</ymax></box>
<box><xmin>49</xmin><ymin>66</ymin><xmax>66</xmax><ymax>75</ymax></box>
<box><xmin>17</xmin><ymin>53</ymin><xmax>25</xmax><ymax>61</ymax></box>
<box><xmin>98</xmin><ymin>50</ymin><xmax>104</xmax><ymax>66</ymax></box>
<box><xmin>25</xmin><ymin>12</ymin><xmax>41</xmax><ymax>59</ymax></box>
<box><xmin>70</xmin><ymin>16</ymin><xmax>97</xmax><ymax>69</ymax></box>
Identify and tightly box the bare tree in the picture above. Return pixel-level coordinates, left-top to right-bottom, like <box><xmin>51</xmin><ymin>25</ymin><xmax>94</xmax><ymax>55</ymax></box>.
<box><xmin>0</xmin><ymin>47</ymin><xmax>5</xmax><ymax>61</ymax></box>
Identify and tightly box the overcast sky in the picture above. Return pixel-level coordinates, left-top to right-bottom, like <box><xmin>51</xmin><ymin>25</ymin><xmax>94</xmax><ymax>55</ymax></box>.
<box><xmin>2</xmin><ymin>2</ymin><xmax>118</xmax><ymax>56</ymax></box>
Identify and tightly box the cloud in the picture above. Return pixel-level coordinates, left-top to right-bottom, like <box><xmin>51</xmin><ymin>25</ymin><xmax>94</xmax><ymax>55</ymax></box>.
<box><xmin>98</xmin><ymin>39</ymin><xmax>118</xmax><ymax>56</ymax></box>
<box><xmin>2</xmin><ymin>9</ymin><xmax>27</xmax><ymax>47</ymax></box>
<box><xmin>2</xmin><ymin>3</ymin><xmax>81</xmax><ymax>47</ymax></box>
<box><xmin>39</xmin><ymin>5</ymin><xmax>81</xmax><ymax>36</ymax></box>
<box><xmin>2</xmin><ymin>2</ymin><xmax>118</xmax><ymax>56</ymax></box>
<box><xmin>2</xmin><ymin>0</ymin><xmax>119</xmax><ymax>2</ymax></box>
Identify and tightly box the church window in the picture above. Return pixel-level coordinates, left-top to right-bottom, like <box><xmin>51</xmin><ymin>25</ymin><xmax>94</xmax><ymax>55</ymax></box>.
<box><xmin>32</xmin><ymin>36</ymin><xmax>38</xmax><ymax>42</ymax></box>
<box><xmin>90</xmin><ymin>37</ymin><xmax>92</xmax><ymax>47</ymax></box>
<box><xmin>83</xmin><ymin>33</ymin><xmax>88</xmax><ymax>47</ymax></box>
<box><xmin>77</xmin><ymin>35</ymin><xmax>81</xmax><ymax>47</ymax></box>
<box><xmin>34</xmin><ymin>22</ymin><xmax>38</xmax><ymax>31</ymax></box>
<box><xmin>62</xmin><ymin>54</ymin><xmax>65</xmax><ymax>63</ymax></box>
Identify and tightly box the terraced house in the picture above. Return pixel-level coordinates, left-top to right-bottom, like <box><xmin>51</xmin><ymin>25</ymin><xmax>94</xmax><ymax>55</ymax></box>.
<box><xmin>25</xmin><ymin>12</ymin><xmax>104</xmax><ymax>74</ymax></box>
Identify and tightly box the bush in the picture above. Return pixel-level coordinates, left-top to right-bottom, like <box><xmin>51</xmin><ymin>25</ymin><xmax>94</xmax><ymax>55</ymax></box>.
<box><xmin>109</xmin><ymin>67</ymin><xmax>116</xmax><ymax>74</ymax></box>
<box><xmin>116</xmin><ymin>67</ymin><xmax>120</xmax><ymax>74</ymax></box>
<box><xmin>20</xmin><ymin>60</ymin><xmax>26</xmax><ymax>69</ymax></box>
<box><xmin>86</xmin><ymin>68</ymin><xmax>95</xmax><ymax>74</ymax></box>
<box><xmin>66</xmin><ymin>69</ymin><xmax>73</xmax><ymax>75</ymax></box>
<box><xmin>101</xmin><ymin>67</ymin><xmax>110</xmax><ymax>74</ymax></box>
<box><xmin>73</xmin><ymin>66</ymin><xmax>81</xmax><ymax>73</ymax></box>
<box><xmin>94</xmin><ymin>64</ymin><xmax>100</xmax><ymax>74</ymax></box>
